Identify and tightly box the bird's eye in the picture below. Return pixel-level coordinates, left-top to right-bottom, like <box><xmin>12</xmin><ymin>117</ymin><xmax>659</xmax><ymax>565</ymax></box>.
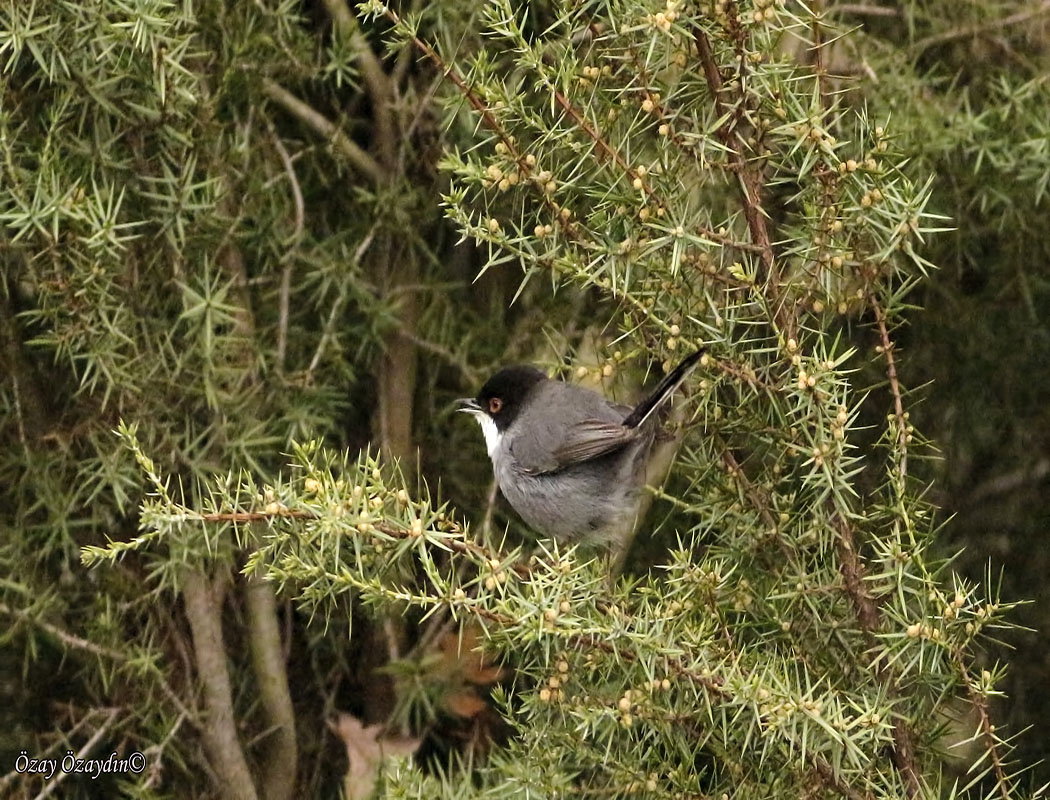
<box><xmin>488</xmin><ymin>397</ymin><xmax>503</xmax><ymax>414</ymax></box>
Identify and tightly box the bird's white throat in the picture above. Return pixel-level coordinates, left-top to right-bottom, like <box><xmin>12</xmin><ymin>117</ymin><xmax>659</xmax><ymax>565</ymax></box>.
<box><xmin>473</xmin><ymin>414</ymin><xmax>502</xmax><ymax>458</ymax></box>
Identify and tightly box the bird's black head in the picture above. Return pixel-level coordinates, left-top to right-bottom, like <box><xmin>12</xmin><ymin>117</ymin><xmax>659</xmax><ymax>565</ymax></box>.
<box><xmin>461</xmin><ymin>365</ymin><xmax>547</xmax><ymax>432</ymax></box>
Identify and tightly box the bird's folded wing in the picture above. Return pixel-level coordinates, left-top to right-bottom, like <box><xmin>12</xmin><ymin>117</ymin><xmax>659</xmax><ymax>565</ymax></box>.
<box><xmin>514</xmin><ymin>420</ymin><xmax>636</xmax><ymax>475</ymax></box>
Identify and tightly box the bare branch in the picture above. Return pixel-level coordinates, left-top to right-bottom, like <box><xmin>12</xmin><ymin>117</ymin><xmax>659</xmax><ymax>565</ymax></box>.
<box><xmin>31</xmin><ymin>709</ymin><xmax>120</xmax><ymax>800</ymax></box>
<box><xmin>267</xmin><ymin>124</ymin><xmax>305</xmax><ymax>375</ymax></box>
<box><xmin>306</xmin><ymin>223</ymin><xmax>379</xmax><ymax>380</ymax></box>
<box><xmin>321</xmin><ymin>0</ymin><xmax>396</xmax><ymax>166</ymax></box>
<box><xmin>911</xmin><ymin>1</ymin><xmax>1050</xmax><ymax>53</ymax></box>
<box><xmin>829</xmin><ymin>4</ymin><xmax>900</xmax><ymax>18</ymax></box>
<box><xmin>0</xmin><ymin>601</ymin><xmax>196</xmax><ymax>726</ymax></box>
<box><xmin>262</xmin><ymin>79</ymin><xmax>386</xmax><ymax>185</ymax></box>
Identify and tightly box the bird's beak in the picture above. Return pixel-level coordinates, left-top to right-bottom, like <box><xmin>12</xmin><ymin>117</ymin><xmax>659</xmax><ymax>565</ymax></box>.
<box><xmin>456</xmin><ymin>398</ymin><xmax>482</xmax><ymax>415</ymax></box>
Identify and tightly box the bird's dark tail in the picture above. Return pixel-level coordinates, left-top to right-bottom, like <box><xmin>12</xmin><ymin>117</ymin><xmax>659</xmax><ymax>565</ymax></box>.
<box><xmin>622</xmin><ymin>349</ymin><xmax>705</xmax><ymax>429</ymax></box>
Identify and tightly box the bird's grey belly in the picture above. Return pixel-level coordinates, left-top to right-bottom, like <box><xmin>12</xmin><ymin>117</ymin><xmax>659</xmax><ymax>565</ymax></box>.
<box><xmin>493</xmin><ymin>445</ymin><xmax>646</xmax><ymax>545</ymax></box>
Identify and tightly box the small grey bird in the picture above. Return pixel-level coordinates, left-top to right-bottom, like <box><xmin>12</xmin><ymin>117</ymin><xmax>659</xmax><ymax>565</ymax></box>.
<box><xmin>458</xmin><ymin>351</ymin><xmax>703</xmax><ymax>547</ymax></box>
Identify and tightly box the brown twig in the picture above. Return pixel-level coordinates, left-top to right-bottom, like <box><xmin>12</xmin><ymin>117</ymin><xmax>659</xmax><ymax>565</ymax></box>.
<box><xmin>719</xmin><ymin>447</ymin><xmax>778</xmax><ymax>531</ymax></box>
<box><xmin>869</xmin><ymin>293</ymin><xmax>907</xmax><ymax>477</ymax></box>
<box><xmin>380</xmin><ymin>3</ymin><xmax>762</xmax><ymax>261</ymax></box>
<box><xmin>379</xmin><ymin>7</ymin><xmax>504</xmax><ymax>141</ymax></box>
<box><xmin>198</xmin><ymin>507</ymin><xmax>534</xmax><ymax>578</ymax></box>
<box><xmin>715</xmin><ymin>440</ymin><xmax>824</xmax><ymax>613</ymax></box>
<box><xmin>832</xmin><ymin>516</ymin><xmax>922</xmax><ymax>797</ymax></box>
<box><xmin>951</xmin><ymin>651</ymin><xmax>1013</xmax><ymax>799</ymax></box>
<box><xmin>813</xmin><ymin>756</ymin><xmax>875</xmax><ymax>800</ymax></box>
<box><xmin>832</xmin><ymin>521</ymin><xmax>881</xmax><ymax>644</ymax></box>
<box><xmin>374</xmin><ymin>8</ymin><xmax>592</xmax><ymax>247</ymax></box>
<box><xmin>812</xmin><ymin>0</ymin><xmax>829</xmax><ymax>107</ymax></box>
<box><xmin>713</xmin><ymin>355</ymin><xmax>776</xmax><ymax>393</ymax></box>
<box><xmin>624</xmin><ymin>50</ymin><xmax>708</xmax><ymax>165</ymax></box>
<box><xmin>692</xmin><ymin>28</ymin><xmax>786</xmax><ymax>332</ymax></box>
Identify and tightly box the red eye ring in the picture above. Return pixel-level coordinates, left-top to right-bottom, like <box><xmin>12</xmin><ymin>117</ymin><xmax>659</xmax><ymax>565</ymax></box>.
<box><xmin>488</xmin><ymin>397</ymin><xmax>503</xmax><ymax>414</ymax></box>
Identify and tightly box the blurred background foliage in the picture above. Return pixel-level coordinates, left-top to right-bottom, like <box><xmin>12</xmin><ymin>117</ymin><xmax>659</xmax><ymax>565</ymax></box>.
<box><xmin>842</xmin><ymin>1</ymin><xmax>1050</xmax><ymax>767</ymax></box>
<box><xmin>0</xmin><ymin>0</ymin><xmax>1047</xmax><ymax>796</ymax></box>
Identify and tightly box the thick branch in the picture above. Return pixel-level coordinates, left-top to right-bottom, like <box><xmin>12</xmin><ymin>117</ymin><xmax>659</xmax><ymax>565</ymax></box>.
<box><xmin>966</xmin><ymin>458</ymin><xmax>1050</xmax><ymax>505</ymax></box>
<box><xmin>830</xmin><ymin>4</ymin><xmax>901</xmax><ymax>17</ymax></box>
<box><xmin>370</xmin><ymin>234</ymin><xmax>420</xmax><ymax>463</ymax></box>
<box><xmin>245</xmin><ymin>576</ymin><xmax>298</xmax><ymax>800</ymax></box>
<box><xmin>319</xmin><ymin>4</ymin><xmax>415</xmax><ymax>467</ymax></box>
<box><xmin>321</xmin><ymin>0</ymin><xmax>397</xmax><ymax>167</ymax></box>
<box><xmin>182</xmin><ymin>569</ymin><xmax>259</xmax><ymax>800</ymax></box>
